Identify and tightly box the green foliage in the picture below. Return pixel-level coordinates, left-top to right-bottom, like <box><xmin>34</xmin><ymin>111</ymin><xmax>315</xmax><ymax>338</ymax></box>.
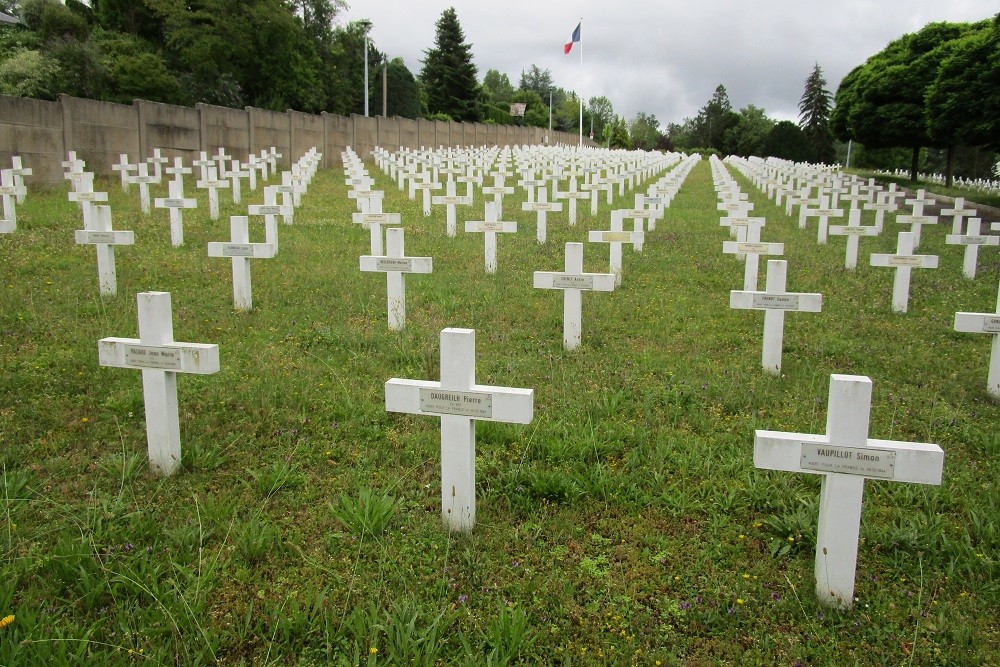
<box><xmin>764</xmin><ymin>120</ymin><xmax>812</xmax><ymax>161</ymax></box>
<box><xmin>588</xmin><ymin>95</ymin><xmax>614</xmax><ymax>139</ymax></box>
<box><xmin>513</xmin><ymin>89</ymin><xmax>547</xmax><ymax>128</ymax></box>
<box><xmin>518</xmin><ymin>64</ymin><xmax>553</xmax><ymax>99</ymax></box>
<box><xmin>603</xmin><ymin>114</ymin><xmax>631</xmax><ymax>148</ymax></box>
<box><xmin>798</xmin><ymin>63</ymin><xmax>835</xmax><ymax>163</ymax></box>
<box><xmin>481</xmin><ymin>68</ymin><xmax>514</xmax><ymax>107</ymax></box>
<box><xmin>420</xmin><ymin>7</ymin><xmax>480</xmax><ymax>122</ymax></box>
<box><xmin>38</xmin><ymin>0</ymin><xmax>88</xmax><ymax>40</ymax></box>
<box><xmin>385</xmin><ymin>57</ymin><xmax>421</xmax><ymax>119</ymax></box>
<box><xmin>329</xmin><ymin>487</ymin><xmax>398</xmax><ymax>536</ymax></box>
<box><xmin>629</xmin><ymin>111</ymin><xmax>661</xmax><ymax>151</ymax></box>
<box><xmin>90</xmin><ymin>29</ymin><xmax>181</xmax><ymax>104</ymax></box>
<box><xmin>723</xmin><ymin>104</ymin><xmax>775</xmax><ymax>158</ymax></box>
<box><xmin>0</xmin><ymin>48</ymin><xmax>61</xmax><ymax>98</ymax></box>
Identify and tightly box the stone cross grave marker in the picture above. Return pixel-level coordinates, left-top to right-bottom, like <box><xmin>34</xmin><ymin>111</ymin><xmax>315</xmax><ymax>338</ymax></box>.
<box><xmin>898</xmin><ymin>189</ymin><xmax>937</xmax><ymax>249</ymax></box>
<box><xmin>730</xmin><ymin>259</ymin><xmax>822</xmax><ymax>375</ymax></box>
<box><xmin>0</xmin><ymin>169</ymin><xmax>24</xmax><ymax>233</ymax></box>
<box><xmin>588</xmin><ymin>210</ymin><xmax>644</xmax><ymax>286</ymax></box>
<box><xmin>432</xmin><ymin>180</ymin><xmax>472</xmax><ymax>237</ymax></box>
<box><xmin>413</xmin><ymin>173</ymin><xmax>442</xmax><ymax>217</ymax></box>
<box><xmin>533</xmin><ymin>242</ymin><xmax>615</xmax><ymax>350</ymax></box>
<box><xmin>273</xmin><ymin>172</ymin><xmax>298</xmax><ymax>222</ymax></box>
<box><xmin>248</xmin><ymin>186</ymin><xmax>293</xmax><ymax>253</ymax></box>
<box><xmin>147</xmin><ymin>148</ymin><xmax>169</xmax><ymax>183</ymax></box>
<box><xmin>870</xmin><ymin>231</ymin><xmax>938</xmax><ymax>313</ymax></box>
<box><xmin>66</xmin><ymin>172</ymin><xmax>108</xmax><ymax>234</ymax></box>
<box><xmin>154</xmin><ymin>178</ymin><xmax>198</xmax><ymax>247</ymax></box>
<box><xmin>722</xmin><ymin>226</ymin><xmax>783</xmax><ymax>291</ymax></box>
<box><xmin>62</xmin><ymin>152</ymin><xmax>86</xmax><ymax>191</ymax></box>
<box><xmin>521</xmin><ymin>187</ymin><xmax>563</xmax><ymax>244</ymax></box>
<box><xmin>941</xmin><ymin>197</ymin><xmax>977</xmax><ymax>236</ymax></box>
<box><xmin>754</xmin><ymin>374</ymin><xmax>944</xmax><ymax>609</ymax></box>
<box><xmin>207</xmin><ymin>216</ymin><xmax>276</xmax><ymax>310</ymax></box>
<box><xmin>863</xmin><ymin>193</ymin><xmax>894</xmax><ymax>234</ymax></box>
<box><xmin>9</xmin><ymin>156</ymin><xmax>31</xmax><ymax>203</ymax></box>
<box><xmin>954</xmin><ymin>278</ymin><xmax>1000</xmax><ymax>398</ymax></box>
<box><xmin>482</xmin><ymin>173</ymin><xmax>514</xmax><ymax>218</ymax></box>
<box><xmin>75</xmin><ymin>204</ymin><xmax>134</xmax><ymax>296</ymax></box>
<box><xmin>360</xmin><ymin>227</ymin><xmax>433</xmax><ymax>331</ymax></box>
<box><xmin>352</xmin><ymin>197</ymin><xmax>400</xmax><ymax>256</ymax></box>
<box><xmin>98</xmin><ymin>291</ymin><xmax>220</xmax><ymax>476</ymax></box>
<box><xmin>197</xmin><ymin>164</ymin><xmax>230</xmax><ymax>220</ymax></box>
<box><xmin>385</xmin><ymin>328</ymin><xmax>533</xmax><ymax>532</ymax></box>
<box><xmin>465</xmin><ymin>201</ymin><xmax>517</xmax><ymax>274</ymax></box>
<box><xmin>557</xmin><ymin>176</ymin><xmax>591</xmax><ymax>226</ymax></box>
<box><xmin>946</xmin><ymin>217</ymin><xmax>998</xmax><ymax>279</ymax></box>
<box><xmin>720</xmin><ymin>216</ymin><xmax>766</xmax><ymax>248</ymax></box>
<box><xmin>192</xmin><ymin>152</ymin><xmax>214</xmax><ymax>183</ymax></box>
<box><xmin>129</xmin><ymin>162</ymin><xmax>157</xmax><ymax>214</ymax></box>
<box><xmin>829</xmin><ymin>208</ymin><xmax>879</xmax><ymax>269</ymax></box>
<box><xmin>227</xmin><ymin>159</ymin><xmax>249</xmax><ymax>205</ymax></box>
<box><xmin>802</xmin><ymin>194</ymin><xmax>844</xmax><ymax>244</ymax></box>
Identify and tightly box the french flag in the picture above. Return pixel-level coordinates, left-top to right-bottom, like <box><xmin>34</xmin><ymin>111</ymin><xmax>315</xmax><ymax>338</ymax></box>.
<box><xmin>564</xmin><ymin>22</ymin><xmax>580</xmax><ymax>54</ymax></box>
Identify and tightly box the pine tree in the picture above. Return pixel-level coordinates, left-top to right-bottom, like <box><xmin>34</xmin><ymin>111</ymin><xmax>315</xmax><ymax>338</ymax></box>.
<box><xmin>420</xmin><ymin>7</ymin><xmax>480</xmax><ymax>122</ymax></box>
<box><xmin>798</xmin><ymin>63</ymin><xmax>835</xmax><ymax>163</ymax></box>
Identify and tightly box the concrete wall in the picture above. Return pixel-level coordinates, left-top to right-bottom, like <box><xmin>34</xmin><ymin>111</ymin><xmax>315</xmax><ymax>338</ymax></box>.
<box><xmin>0</xmin><ymin>93</ymin><xmax>593</xmax><ymax>184</ymax></box>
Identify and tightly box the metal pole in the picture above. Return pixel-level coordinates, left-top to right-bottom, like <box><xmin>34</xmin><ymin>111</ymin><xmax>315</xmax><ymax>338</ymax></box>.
<box><xmin>382</xmin><ymin>61</ymin><xmax>388</xmax><ymax>116</ymax></box>
<box><xmin>846</xmin><ymin>139</ymin><xmax>853</xmax><ymax>169</ymax></box>
<box><xmin>548</xmin><ymin>91</ymin><xmax>552</xmax><ymax>133</ymax></box>
<box><xmin>364</xmin><ymin>32</ymin><xmax>369</xmax><ymax>117</ymax></box>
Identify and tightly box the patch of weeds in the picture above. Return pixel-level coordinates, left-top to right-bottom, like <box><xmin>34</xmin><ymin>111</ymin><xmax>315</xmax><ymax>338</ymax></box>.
<box><xmin>245</xmin><ymin>457</ymin><xmax>304</xmax><ymax>499</ymax></box>
<box><xmin>329</xmin><ymin>487</ymin><xmax>398</xmax><ymax>537</ymax></box>
<box><xmin>182</xmin><ymin>439</ymin><xmax>227</xmax><ymax>472</ymax></box>
<box><xmin>235</xmin><ymin>515</ymin><xmax>281</xmax><ymax>565</ymax></box>
<box><xmin>763</xmin><ymin>497</ymin><xmax>817</xmax><ymax>557</ymax></box>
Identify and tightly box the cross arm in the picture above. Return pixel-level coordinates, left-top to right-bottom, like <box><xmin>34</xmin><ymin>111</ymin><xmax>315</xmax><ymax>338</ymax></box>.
<box><xmin>207</xmin><ymin>242</ymin><xmax>276</xmax><ymax>259</ymax></box>
<box><xmin>730</xmin><ymin>291</ymin><xmax>823</xmax><ymax>312</ymax></box>
<box><xmin>98</xmin><ymin>337</ymin><xmax>220</xmax><ymax>374</ymax></box>
<box><xmin>386</xmin><ymin>379</ymin><xmax>533</xmax><ymax>424</ymax></box>
<box><xmin>75</xmin><ymin>230</ymin><xmax>135</xmax><ymax>245</ymax></box>
<box><xmin>533</xmin><ymin>271</ymin><xmax>616</xmax><ymax>291</ymax></box>
<box><xmin>360</xmin><ymin>256</ymin><xmax>433</xmax><ymax>274</ymax></box>
<box><xmin>954</xmin><ymin>312</ymin><xmax>1000</xmax><ymax>334</ymax></box>
<box><xmin>722</xmin><ymin>241</ymin><xmax>784</xmax><ymax>255</ymax></box>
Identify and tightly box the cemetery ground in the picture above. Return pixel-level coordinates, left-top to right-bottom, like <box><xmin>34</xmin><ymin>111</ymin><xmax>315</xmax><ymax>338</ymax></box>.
<box><xmin>1</xmin><ymin>158</ymin><xmax>998</xmax><ymax>665</ymax></box>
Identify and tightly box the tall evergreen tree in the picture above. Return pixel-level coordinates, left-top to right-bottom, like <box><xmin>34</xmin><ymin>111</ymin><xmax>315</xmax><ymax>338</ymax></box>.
<box><xmin>420</xmin><ymin>7</ymin><xmax>480</xmax><ymax>122</ymax></box>
<box><xmin>798</xmin><ymin>63</ymin><xmax>835</xmax><ymax>163</ymax></box>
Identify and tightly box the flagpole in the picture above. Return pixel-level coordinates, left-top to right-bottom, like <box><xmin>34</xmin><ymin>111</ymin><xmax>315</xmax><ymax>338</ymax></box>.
<box><xmin>578</xmin><ymin>18</ymin><xmax>583</xmax><ymax>148</ymax></box>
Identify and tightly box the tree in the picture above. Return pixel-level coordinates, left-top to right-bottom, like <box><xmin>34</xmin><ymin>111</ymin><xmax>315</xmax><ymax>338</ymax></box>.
<box><xmin>926</xmin><ymin>16</ymin><xmax>1000</xmax><ymax>184</ymax></box>
<box><xmin>831</xmin><ymin>21</ymin><xmax>978</xmax><ymax>181</ymax></box>
<box><xmin>724</xmin><ymin>104</ymin><xmax>775</xmax><ymax>157</ymax></box>
<box><xmin>518</xmin><ymin>64</ymin><xmax>553</xmax><ymax>98</ymax></box>
<box><xmin>512</xmin><ymin>89</ymin><xmax>547</xmax><ymax>128</ymax></box>
<box><xmin>798</xmin><ymin>63</ymin><xmax>834</xmax><ymax>163</ymax></box>
<box><xmin>0</xmin><ymin>49</ymin><xmax>62</xmax><ymax>99</ymax></box>
<box><xmin>690</xmin><ymin>84</ymin><xmax>736</xmax><ymax>151</ymax></box>
<box><xmin>629</xmin><ymin>112</ymin><xmax>660</xmax><ymax>151</ymax></box>
<box><xmin>481</xmin><ymin>68</ymin><xmax>514</xmax><ymax>107</ymax></box>
<box><xmin>588</xmin><ymin>95</ymin><xmax>613</xmax><ymax>140</ymax></box>
<box><xmin>764</xmin><ymin>120</ymin><xmax>811</xmax><ymax>162</ymax></box>
<box><xmin>420</xmin><ymin>7</ymin><xmax>480</xmax><ymax>122</ymax></box>
<box><xmin>384</xmin><ymin>57</ymin><xmax>421</xmax><ymax>119</ymax></box>
<box><xmin>603</xmin><ymin>115</ymin><xmax>630</xmax><ymax>149</ymax></box>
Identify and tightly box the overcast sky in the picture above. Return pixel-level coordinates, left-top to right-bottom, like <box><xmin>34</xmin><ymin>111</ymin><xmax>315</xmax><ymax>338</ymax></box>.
<box><xmin>341</xmin><ymin>1</ymin><xmax>996</xmax><ymax>127</ymax></box>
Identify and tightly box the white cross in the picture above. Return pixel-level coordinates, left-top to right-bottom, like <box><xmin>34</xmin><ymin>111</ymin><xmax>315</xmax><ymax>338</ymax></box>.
<box><xmin>481</xmin><ymin>173</ymin><xmax>514</xmax><ymax>218</ymax></box>
<box><xmin>863</xmin><ymin>194</ymin><xmax>894</xmax><ymax>234</ymax></box>
<box><xmin>802</xmin><ymin>195</ymin><xmax>844</xmax><ymax>244</ymax></box>
<box><xmin>557</xmin><ymin>176</ymin><xmax>591</xmax><ymax>226</ymax></box>
<box><xmin>533</xmin><ymin>242</ymin><xmax>615</xmax><ymax>350</ymax></box>
<box><xmin>192</xmin><ymin>152</ymin><xmax>215</xmax><ymax>182</ymax></box>
<box><xmin>196</xmin><ymin>164</ymin><xmax>230</xmax><ymax>220</ymax></box>
<box><xmin>360</xmin><ymin>227</ymin><xmax>433</xmax><ymax>331</ymax></box>
<box><xmin>464</xmin><ymin>201</ymin><xmax>517</xmax><ymax>274</ymax></box>
<box><xmin>899</xmin><ymin>189</ymin><xmax>937</xmax><ymax>249</ymax></box>
<box><xmin>248</xmin><ymin>186</ymin><xmax>293</xmax><ymax>253</ymax></box>
<box><xmin>9</xmin><ymin>156</ymin><xmax>31</xmax><ymax>203</ymax></box>
<box><xmin>754</xmin><ymin>374</ymin><xmax>944</xmax><ymax>609</ymax></box>
<box><xmin>66</xmin><ymin>172</ymin><xmax>108</xmax><ymax>230</ymax></box>
<box><xmin>147</xmin><ymin>148</ymin><xmax>169</xmax><ymax>183</ymax></box>
<box><xmin>941</xmin><ymin>197</ymin><xmax>977</xmax><ymax>236</ymax></box>
<box><xmin>207</xmin><ymin>216</ymin><xmax>276</xmax><ymax>311</ymax></box>
<box><xmin>385</xmin><ymin>327</ymin><xmax>533</xmax><ymax>532</ymax></box>
<box><xmin>432</xmin><ymin>180</ymin><xmax>472</xmax><ymax>237</ymax></box>
<box><xmin>946</xmin><ymin>218</ymin><xmax>999</xmax><ymax>280</ymax></box>
<box><xmin>521</xmin><ymin>187</ymin><xmax>563</xmax><ymax>244</ymax></box>
<box><xmin>954</xmin><ymin>278</ymin><xmax>1000</xmax><ymax>398</ymax></box>
<box><xmin>98</xmin><ymin>291</ymin><xmax>220</xmax><ymax>476</ymax></box>
<box><xmin>0</xmin><ymin>169</ymin><xmax>27</xmax><ymax>232</ymax></box>
<box><xmin>227</xmin><ymin>159</ymin><xmax>249</xmax><ymax>205</ymax></box>
<box><xmin>722</xmin><ymin>225</ymin><xmax>784</xmax><ymax>291</ymax></box>
<box><xmin>128</xmin><ymin>162</ymin><xmax>157</xmax><ymax>214</ymax></box>
<box><xmin>412</xmin><ymin>174</ymin><xmax>442</xmax><ymax>216</ymax></box>
<box><xmin>351</xmin><ymin>196</ymin><xmax>400</xmax><ymax>256</ymax></box>
<box><xmin>828</xmin><ymin>209</ymin><xmax>879</xmax><ymax>269</ymax></box>
<box><xmin>730</xmin><ymin>259</ymin><xmax>822</xmax><ymax>374</ymax></box>
<box><xmin>153</xmin><ymin>179</ymin><xmax>198</xmax><ymax>247</ymax></box>
<box><xmin>588</xmin><ymin>210</ymin><xmax>643</xmax><ymax>286</ymax></box>
<box><xmin>870</xmin><ymin>231</ymin><xmax>938</xmax><ymax>313</ymax></box>
<box><xmin>74</xmin><ymin>204</ymin><xmax>134</xmax><ymax>296</ymax></box>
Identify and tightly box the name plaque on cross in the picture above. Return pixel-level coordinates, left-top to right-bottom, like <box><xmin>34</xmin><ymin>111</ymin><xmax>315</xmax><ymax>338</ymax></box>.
<box><xmin>800</xmin><ymin>443</ymin><xmax>896</xmax><ymax>479</ymax></box>
<box><xmin>419</xmin><ymin>388</ymin><xmax>493</xmax><ymax>419</ymax></box>
<box><xmin>477</xmin><ymin>221</ymin><xmax>509</xmax><ymax>233</ymax></box>
<box><xmin>123</xmin><ymin>344</ymin><xmax>182</xmax><ymax>370</ymax></box>
<box><xmin>375</xmin><ymin>257</ymin><xmax>415</xmax><ymax>272</ymax></box>
<box><xmin>75</xmin><ymin>230</ymin><xmax>132</xmax><ymax>245</ymax></box>
<box><xmin>218</xmin><ymin>244</ymin><xmax>255</xmax><ymax>257</ymax></box>
<box><xmin>553</xmin><ymin>275</ymin><xmax>595</xmax><ymax>289</ymax></box>
<box><xmin>752</xmin><ymin>294</ymin><xmax>801</xmax><ymax>310</ymax></box>
<box><xmin>887</xmin><ymin>256</ymin><xmax>924</xmax><ymax>268</ymax></box>
<box><xmin>597</xmin><ymin>231</ymin><xmax>633</xmax><ymax>243</ymax></box>
<box><xmin>981</xmin><ymin>316</ymin><xmax>1000</xmax><ymax>333</ymax></box>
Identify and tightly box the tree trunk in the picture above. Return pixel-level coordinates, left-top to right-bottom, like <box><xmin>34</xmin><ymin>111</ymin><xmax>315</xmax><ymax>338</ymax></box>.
<box><xmin>945</xmin><ymin>145</ymin><xmax>954</xmax><ymax>188</ymax></box>
<box><xmin>909</xmin><ymin>146</ymin><xmax>920</xmax><ymax>183</ymax></box>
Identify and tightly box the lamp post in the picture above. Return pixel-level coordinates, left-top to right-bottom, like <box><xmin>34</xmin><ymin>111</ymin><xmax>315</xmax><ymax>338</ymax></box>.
<box><xmin>548</xmin><ymin>91</ymin><xmax>552</xmax><ymax>133</ymax></box>
<box><xmin>360</xmin><ymin>20</ymin><xmax>372</xmax><ymax>117</ymax></box>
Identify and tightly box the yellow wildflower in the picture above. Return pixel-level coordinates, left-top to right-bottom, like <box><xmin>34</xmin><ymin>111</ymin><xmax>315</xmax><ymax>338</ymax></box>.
<box><xmin>0</xmin><ymin>615</ymin><xmax>14</xmax><ymax>629</ymax></box>
<box><xmin>369</xmin><ymin>647</ymin><xmax>378</xmax><ymax>655</ymax></box>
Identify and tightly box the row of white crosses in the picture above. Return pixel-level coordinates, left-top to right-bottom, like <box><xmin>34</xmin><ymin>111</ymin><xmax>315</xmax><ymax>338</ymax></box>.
<box><xmin>711</xmin><ymin>157</ymin><xmax>821</xmax><ymax>375</ymax></box>
<box><xmin>0</xmin><ymin>165</ymin><xmax>28</xmax><ymax>234</ymax></box>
